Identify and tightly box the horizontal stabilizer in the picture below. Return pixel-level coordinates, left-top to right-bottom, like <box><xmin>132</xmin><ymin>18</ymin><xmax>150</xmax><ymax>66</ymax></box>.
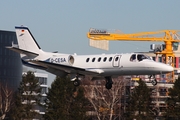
<box><xmin>6</xmin><ymin>46</ymin><xmax>39</xmax><ymax>57</ymax></box>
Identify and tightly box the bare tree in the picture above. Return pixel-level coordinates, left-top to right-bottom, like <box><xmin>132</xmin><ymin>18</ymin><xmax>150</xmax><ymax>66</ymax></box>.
<box><xmin>0</xmin><ymin>84</ymin><xmax>13</xmax><ymax>119</ymax></box>
<box><xmin>82</xmin><ymin>76</ymin><xmax>128</xmax><ymax>120</ymax></box>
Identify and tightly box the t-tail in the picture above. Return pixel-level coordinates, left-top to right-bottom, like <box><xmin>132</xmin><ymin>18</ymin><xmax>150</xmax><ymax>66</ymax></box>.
<box><xmin>15</xmin><ymin>26</ymin><xmax>42</xmax><ymax>55</ymax></box>
<box><xmin>7</xmin><ymin>26</ymin><xmax>44</xmax><ymax>58</ymax></box>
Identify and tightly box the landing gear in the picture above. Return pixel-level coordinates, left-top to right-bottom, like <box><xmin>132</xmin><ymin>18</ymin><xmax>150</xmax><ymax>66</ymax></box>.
<box><xmin>105</xmin><ymin>77</ymin><xmax>113</xmax><ymax>89</ymax></box>
<box><xmin>149</xmin><ymin>75</ymin><xmax>157</xmax><ymax>86</ymax></box>
<box><xmin>73</xmin><ymin>80</ymin><xmax>80</xmax><ymax>86</ymax></box>
<box><xmin>71</xmin><ymin>75</ymin><xmax>81</xmax><ymax>87</ymax></box>
<box><xmin>151</xmin><ymin>79</ymin><xmax>157</xmax><ymax>86</ymax></box>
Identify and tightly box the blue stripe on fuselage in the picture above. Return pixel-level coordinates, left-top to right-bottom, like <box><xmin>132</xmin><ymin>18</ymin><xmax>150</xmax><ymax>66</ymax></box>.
<box><xmin>21</xmin><ymin>59</ymin><xmax>46</xmax><ymax>70</ymax></box>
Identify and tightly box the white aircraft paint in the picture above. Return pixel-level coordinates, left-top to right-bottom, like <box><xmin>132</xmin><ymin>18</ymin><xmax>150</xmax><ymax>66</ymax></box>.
<box><xmin>6</xmin><ymin>26</ymin><xmax>173</xmax><ymax>89</ymax></box>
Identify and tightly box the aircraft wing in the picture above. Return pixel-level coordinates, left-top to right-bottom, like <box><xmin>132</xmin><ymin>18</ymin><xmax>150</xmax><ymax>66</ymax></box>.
<box><xmin>30</xmin><ymin>60</ymin><xmax>101</xmax><ymax>76</ymax></box>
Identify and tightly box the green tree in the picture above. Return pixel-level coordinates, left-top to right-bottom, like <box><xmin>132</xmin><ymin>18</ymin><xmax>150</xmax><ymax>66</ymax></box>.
<box><xmin>126</xmin><ymin>79</ymin><xmax>153</xmax><ymax>120</ymax></box>
<box><xmin>44</xmin><ymin>76</ymin><xmax>89</xmax><ymax>120</ymax></box>
<box><xmin>10</xmin><ymin>71</ymin><xmax>42</xmax><ymax>120</ymax></box>
<box><xmin>164</xmin><ymin>77</ymin><xmax>180</xmax><ymax>120</ymax></box>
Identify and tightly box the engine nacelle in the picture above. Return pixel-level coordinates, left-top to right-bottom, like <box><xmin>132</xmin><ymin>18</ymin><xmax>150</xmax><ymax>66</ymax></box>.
<box><xmin>48</xmin><ymin>55</ymin><xmax>74</xmax><ymax>66</ymax></box>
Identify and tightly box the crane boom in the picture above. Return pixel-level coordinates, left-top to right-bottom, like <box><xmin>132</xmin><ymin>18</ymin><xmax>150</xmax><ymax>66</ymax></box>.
<box><xmin>88</xmin><ymin>29</ymin><xmax>180</xmax><ymax>41</ymax></box>
<box><xmin>87</xmin><ymin>28</ymin><xmax>180</xmax><ymax>83</ymax></box>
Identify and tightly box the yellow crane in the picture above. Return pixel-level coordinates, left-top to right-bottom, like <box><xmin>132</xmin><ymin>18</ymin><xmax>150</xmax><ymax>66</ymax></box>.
<box><xmin>87</xmin><ymin>28</ymin><xmax>180</xmax><ymax>83</ymax></box>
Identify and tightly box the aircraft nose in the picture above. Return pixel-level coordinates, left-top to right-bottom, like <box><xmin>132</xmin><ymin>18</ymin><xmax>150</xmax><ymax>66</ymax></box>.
<box><xmin>163</xmin><ymin>64</ymin><xmax>174</xmax><ymax>72</ymax></box>
<box><xmin>155</xmin><ymin>62</ymin><xmax>174</xmax><ymax>73</ymax></box>
<box><xmin>144</xmin><ymin>60</ymin><xmax>174</xmax><ymax>74</ymax></box>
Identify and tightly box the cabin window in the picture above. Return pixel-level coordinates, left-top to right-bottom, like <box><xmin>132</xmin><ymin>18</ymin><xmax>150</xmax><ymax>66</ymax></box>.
<box><xmin>137</xmin><ymin>54</ymin><xmax>149</xmax><ymax>61</ymax></box>
<box><xmin>86</xmin><ymin>58</ymin><xmax>90</xmax><ymax>62</ymax></box>
<box><xmin>109</xmin><ymin>57</ymin><xmax>112</xmax><ymax>62</ymax></box>
<box><xmin>115</xmin><ymin>57</ymin><xmax>119</xmax><ymax>61</ymax></box>
<box><xmin>103</xmin><ymin>57</ymin><xmax>107</xmax><ymax>62</ymax></box>
<box><xmin>137</xmin><ymin>54</ymin><xmax>143</xmax><ymax>61</ymax></box>
<box><xmin>98</xmin><ymin>57</ymin><xmax>101</xmax><ymax>62</ymax></box>
<box><xmin>92</xmin><ymin>58</ymin><xmax>95</xmax><ymax>62</ymax></box>
<box><xmin>130</xmin><ymin>54</ymin><xmax>136</xmax><ymax>62</ymax></box>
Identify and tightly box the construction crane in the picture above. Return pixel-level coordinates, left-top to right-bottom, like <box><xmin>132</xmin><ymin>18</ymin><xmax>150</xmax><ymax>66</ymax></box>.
<box><xmin>87</xmin><ymin>28</ymin><xmax>180</xmax><ymax>83</ymax></box>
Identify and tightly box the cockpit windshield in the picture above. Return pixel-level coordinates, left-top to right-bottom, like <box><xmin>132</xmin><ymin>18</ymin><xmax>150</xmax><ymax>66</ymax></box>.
<box><xmin>130</xmin><ymin>54</ymin><xmax>151</xmax><ymax>62</ymax></box>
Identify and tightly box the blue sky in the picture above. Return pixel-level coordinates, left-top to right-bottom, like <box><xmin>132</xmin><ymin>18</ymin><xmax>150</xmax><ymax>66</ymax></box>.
<box><xmin>1</xmin><ymin>1</ymin><xmax>180</xmax><ymax>86</ymax></box>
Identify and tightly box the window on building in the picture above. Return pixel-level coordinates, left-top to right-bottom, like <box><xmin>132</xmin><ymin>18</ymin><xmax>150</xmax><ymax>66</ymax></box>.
<box><xmin>174</xmin><ymin>57</ymin><xmax>177</xmax><ymax>68</ymax></box>
<box><xmin>0</xmin><ymin>34</ymin><xmax>2</xmax><ymax>43</ymax></box>
<box><xmin>5</xmin><ymin>35</ymin><xmax>7</xmax><ymax>43</ymax></box>
<box><xmin>4</xmin><ymin>70</ymin><xmax>6</xmax><ymax>75</ymax></box>
<box><xmin>4</xmin><ymin>49</ymin><xmax>6</xmax><ymax>55</ymax></box>
<box><xmin>38</xmin><ymin>77</ymin><xmax>47</xmax><ymax>85</ymax></box>
<box><xmin>4</xmin><ymin>58</ymin><xmax>6</xmax><ymax>64</ymax></box>
<box><xmin>178</xmin><ymin>57</ymin><xmax>180</xmax><ymax>68</ymax></box>
<box><xmin>41</xmin><ymin>88</ymin><xmax>47</xmax><ymax>94</ymax></box>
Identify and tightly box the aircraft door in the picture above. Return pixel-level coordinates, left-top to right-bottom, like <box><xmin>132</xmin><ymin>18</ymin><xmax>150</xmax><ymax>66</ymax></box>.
<box><xmin>113</xmin><ymin>55</ymin><xmax>121</xmax><ymax>67</ymax></box>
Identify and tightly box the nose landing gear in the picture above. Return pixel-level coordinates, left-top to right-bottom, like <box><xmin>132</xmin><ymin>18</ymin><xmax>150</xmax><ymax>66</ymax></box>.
<box><xmin>151</xmin><ymin>79</ymin><xmax>157</xmax><ymax>86</ymax></box>
<box><xmin>149</xmin><ymin>75</ymin><xmax>157</xmax><ymax>86</ymax></box>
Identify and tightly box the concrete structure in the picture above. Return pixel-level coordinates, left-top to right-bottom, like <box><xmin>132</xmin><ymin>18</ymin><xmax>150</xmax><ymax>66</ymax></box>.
<box><xmin>0</xmin><ymin>30</ymin><xmax>22</xmax><ymax>90</ymax></box>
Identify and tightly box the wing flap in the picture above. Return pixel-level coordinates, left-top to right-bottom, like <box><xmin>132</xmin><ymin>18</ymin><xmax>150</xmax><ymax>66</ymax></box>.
<box><xmin>30</xmin><ymin>60</ymin><xmax>100</xmax><ymax>76</ymax></box>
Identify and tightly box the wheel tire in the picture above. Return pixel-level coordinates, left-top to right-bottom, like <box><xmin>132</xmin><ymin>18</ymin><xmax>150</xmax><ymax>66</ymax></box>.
<box><xmin>105</xmin><ymin>83</ymin><xmax>112</xmax><ymax>89</ymax></box>
<box><xmin>152</xmin><ymin>79</ymin><xmax>157</xmax><ymax>86</ymax></box>
<box><xmin>73</xmin><ymin>80</ymin><xmax>80</xmax><ymax>86</ymax></box>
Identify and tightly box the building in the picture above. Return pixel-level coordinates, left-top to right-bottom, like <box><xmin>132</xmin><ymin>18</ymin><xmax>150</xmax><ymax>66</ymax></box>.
<box><xmin>132</xmin><ymin>47</ymin><xmax>180</xmax><ymax>118</ymax></box>
<box><xmin>23</xmin><ymin>67</ymin><xmax>48</xmax><ymax>118</ymax></box>
<box><xmin>34</xmin><ymin>72</ymin><xmax>48</xmax><ymax>115</ymax></box>
<box><xmin>0</xmin><ymin>30</ymin><xmax>22</xmax><ymax>90</ymax></box>
<box><xmin>130</xmin><ymin>80</ymin><xmax>173</xmax><ymax>118</ymax></box>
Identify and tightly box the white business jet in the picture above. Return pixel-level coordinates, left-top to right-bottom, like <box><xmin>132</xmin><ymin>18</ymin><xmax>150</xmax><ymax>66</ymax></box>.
<box><xmin>7</xmin><ymin>26</ymin><xmax>173</xmax><ymax>89</ymax></box>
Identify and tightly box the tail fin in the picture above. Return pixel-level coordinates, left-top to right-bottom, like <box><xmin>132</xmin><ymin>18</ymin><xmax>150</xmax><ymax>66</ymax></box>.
<box><xmin>15</xmin><ymin>26</ymin><xmax>41</xmax><ymax>54</ymax></box>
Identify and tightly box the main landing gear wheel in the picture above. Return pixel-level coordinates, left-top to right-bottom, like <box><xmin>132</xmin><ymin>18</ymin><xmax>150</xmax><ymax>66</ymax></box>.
<box><xmin>105</xmin><ymin>83</ymin><xmax>112</xmax><ymax>90</ymax></box>
<box><xmin>105</xmin><ymin>77</ymin><xmax>113</xmax><ymax>90</ymax></box>
<box><xmin>73</xmin><ymin>80</ymin><xmax>80</xmax><ymax>86</ymax></box>
<box><xmin>152</xmin><ymin>79</ymin><xmax>157</xmax><ymax>86</ymax></box>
